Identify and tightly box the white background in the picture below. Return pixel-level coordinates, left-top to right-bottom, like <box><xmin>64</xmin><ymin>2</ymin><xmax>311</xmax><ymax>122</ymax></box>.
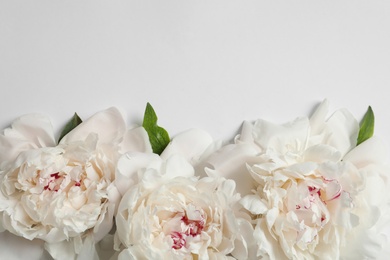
<box><xmin>1</xmin><ymin>0</ymin><xmax>390</xmax><ymax>258</ymax></box>
<box><xmin>1</xmin><ymin>1</ymin><xmax>390</xmax><ymax>142</ymax></box>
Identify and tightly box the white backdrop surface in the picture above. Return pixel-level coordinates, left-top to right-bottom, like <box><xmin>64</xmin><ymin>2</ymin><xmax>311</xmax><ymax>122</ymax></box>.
<box><xmin>1</xmin><ymin>1</ymin><xmax>390</xmax><ymax>259</ymax></box>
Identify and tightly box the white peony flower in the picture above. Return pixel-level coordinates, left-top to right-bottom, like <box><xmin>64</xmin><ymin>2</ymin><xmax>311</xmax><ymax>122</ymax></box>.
<box><xmin>0</xmin><ymin>107</ymin><xmax>152</xmax><ymax>260</ymax></box>
<box><xmin>114</xmin><ymin>129</ymin><xmax>256</xmax><ymax>260</ymax></box>
<box><xmin>207</xmin><ymin>100</ymin><xmax>390</xmax><ymax>259</ymax></box>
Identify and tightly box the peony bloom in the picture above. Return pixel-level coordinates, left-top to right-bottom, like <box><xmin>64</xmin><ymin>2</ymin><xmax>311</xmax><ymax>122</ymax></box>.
<box><xmin>0</xmin><ymin>107</ymin><xmax>151</xmax><ymax>260</ymax></box>
<box><xmin>114</xmin><ymin>129</ymin><xmax>256</xmax><ymax>260</ymax></box>
<box><xmin>206</xmin><ymin>100</ymin><xmax>390</xmax><ymax>259</ymax></box>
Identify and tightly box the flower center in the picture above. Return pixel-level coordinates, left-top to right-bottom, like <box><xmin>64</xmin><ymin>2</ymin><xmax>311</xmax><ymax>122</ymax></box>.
<box><xmin>289</xmin><ymin>180</ymin><xmax>348</xmax><ymax>247</ymax></box>
<box><xmin>40</xmin><ymin>172</ymin><xmax>83</xmax><ymax>192</ymax></box>
<box><xmin>169</xmin><ymin>207</ymin><xmax>206</xmax><ymax>250</ymax></box>
<box><xmin>181</xmin><ymin>214</ymin><xmax>205</xmax><ymax>237</ymax></box>
<box><xmin>42</xmin><ymin>172</ymin><xmax>62</xmax><ymax>192</ymax></box>
<box><xmin>171</xmin><ymin>231</ymin><xmax>186</xmax><ymax>250</ymax></box>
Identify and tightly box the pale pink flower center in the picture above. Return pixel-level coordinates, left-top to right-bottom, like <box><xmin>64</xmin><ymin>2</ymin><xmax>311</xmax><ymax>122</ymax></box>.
<box><xmin>293</xmin><ymin>180</ymin><xmax>345</xmax><ymax>228</ymax></box>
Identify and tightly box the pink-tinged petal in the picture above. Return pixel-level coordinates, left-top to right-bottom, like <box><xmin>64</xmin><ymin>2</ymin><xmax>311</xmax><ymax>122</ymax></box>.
<box><xmin>60</xmin><ymin>107</ymin><xmax>126</xmax><ymax>145</ymax></box>
<box><xmin>325</xmin><ymin>109</ymin><xmax>359</xmax><ymax>156</ymax></box>
<box><xmin>343</xmin><ymin>136</ymin><xmax>389</xmax><ymax>168</ymax></box>
<box><xmin>323</xmin><ymin>180</ymin><xmax>342</xmax><ymax>201</ymax></box>
<box><xmin>161</xmin><ymin>129</ymin><xmax>213</xmax><ymax>165</ymax></box>
<box><xmin>120</xmin><ymin>126</ymin><xmax>152</xmax><ymax>154</ymax></box>
<box><xmin>115</xmin><ymin>152</ymin><xmax>161</xmax><ymax>196</ymax></box>
<box><xmin>0</xmin><ymin>114</ymin><xmax>56</xmax><ymax>163</ymax></box>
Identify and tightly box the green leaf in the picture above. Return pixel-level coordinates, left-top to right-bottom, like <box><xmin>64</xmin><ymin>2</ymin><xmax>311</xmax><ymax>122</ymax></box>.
<box><xmin>357</xmin><ymin>106</ymin><xmax>375</xmax><ymax>145</ymax></box>
<box><xmin>142</xmin><ymin>102</ymin><xmax>170</xmax><ymax>155</ymax></box>
<box><xmin>58</xmin><ymin>113</ymin><xmax>82</xmax><ymax>143</ymax></box>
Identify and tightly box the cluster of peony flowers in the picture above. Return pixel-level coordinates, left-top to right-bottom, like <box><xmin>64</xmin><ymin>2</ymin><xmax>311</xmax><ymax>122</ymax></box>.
<box><xmin>0</xmin><ymin>100</ymin><xmax>389</xmax><ymax>260</ymax></box>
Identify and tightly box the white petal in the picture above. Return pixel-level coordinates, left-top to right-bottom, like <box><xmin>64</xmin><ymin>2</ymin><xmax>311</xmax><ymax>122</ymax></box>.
<box><xmin>241</xmin><ymin>195</ymin><xmax>268</xmax><ymax>214</ymax></box>
<box><xmin>93</xmin><ymin>186</ymin><xmax>119</xmax><ymax>242</ymax></box>
<box><xmin>236</xmin><ymin>120</ymin><xmax>255</xmax><ymax>144</ymax></box>
<box><xmin>161</xmin><ymin>128</ymin><xmax>213</xmax><ymax>165</ymax></box>
<box><xmin>266</xmin><ymin>208</ymin><xmax>279</xmax><ymax>230</ymax></box>
<box><xmin>309</xmin><ymin>99</ymin><xmax>329</xmax><ymax>136</ymax></box>
<box><xmin>0</xmin><ymin>231</ymin><xmax>48</xmax><ymax>260</ymax></box>
<box><xmin>343</xmin><ymin>136</ymin><xmax>389</xmax><ymax>167</ymax></box>
<box><xmin>204</xmin><ymin>143</ymin><xmax>258</xmax><ymax>196</ymax></box>
<box><xmin>254</xmin><ymin>219</ymin><xmax>289</xmax><ymax>260</ymax></box>
<box><xmin>0</xmin><ymin>114</ymin><xmax>56</xmax><ymax>163</ymax></box>
<box><xmin>96</xmin><ymin>234</ymin><xmax>117</xmax><ymax>260</ymax></box>
<box><xmin>118</xmin><ymin>248</ymin><xmax>138</xmax><ymax>260</ymax></box>
<box><xmin>304</xmin><ymin>144</ymin><xmax>342</xmax><ymax>163</ymax></box>
<box><xmin>252</xmin><ymin>117</ymin><xmax>309</xmax><ymax>154</ymax></box>
<box><xmin>341</xmin><ymin>226</ymin><xmax>386</xmax><ymax>260</ymax></box>
<box><xmin>76</xmin><ymin>235</ymin><xmax>99</xmax><ymax>260</ymax></box>
<box><xmin>231</xmin><ymin>219</ymin><xmax>257</xmax><ymax>260</ymax></box>
<box><xmin>45</xmin><ymin>239</ymin><xmax>77</xmax><ymax>260</ymax></box>
<box><xmin>325</xmin><ymin>109</ymin><xmax>359</xmax><ymax>156</ymax></box>
<box><xmin>118</xmin><ymin>246</ymin><xmax>161</xmax><ymax>260</ymax></box>
<box><xmin>120</xmin><ymin>126</ymin><xmax>152</xmax><ymax>154</ymax></box>
<box><xmin>115</xmin><ymin>152</ymin><xmax>161</xmax><ymax>196</ymax></box>
<box><xmin>60</xmin><ymin>107</ymin><xmax>126</xmax><ymax>145</ymax></box>
<box><xmin>164</xmin><ymin>155</ymin><xmax>194</xmax><ymax>179</ymax></box>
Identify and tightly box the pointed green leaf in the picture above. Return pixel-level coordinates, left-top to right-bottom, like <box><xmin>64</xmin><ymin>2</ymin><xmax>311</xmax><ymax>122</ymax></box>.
<box><xmin>142</xmin><ymin>103</ymin><xmax>170</xmax><ymax>155</ymax></box>
<box><xmin>58</xmin><ymin>113</ymin><xmax>82</xmax><ymax>143</ymax></box>
<box><xmin>357</xmin><ymin>106</ymin><xmax>375</xmax><ymax>145</ymax></box>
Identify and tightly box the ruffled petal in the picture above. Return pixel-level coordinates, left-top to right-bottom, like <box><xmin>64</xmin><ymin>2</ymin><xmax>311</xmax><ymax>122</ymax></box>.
<box><xmin>254</xmin><ymin>219</ymin><xmax>289</xmax><ymax>260</ymax></box>
<box><xmin>204</xmin><ymin>143</ymin><xmax>259</xmax><ymax>196</ymax></box>
<box><xmin>252</xmin><ymin>117</ymin><xmax>310</xmax><ymax>154</ymax></box>
<box><xmin>115</xmin><ymin>152</ymin><xmax>161</xmax><ymax>196</ymax></box>
<box><xmin>0</xmin><ymin>114</ymin><xmax>56</xmax><ymax>164</ymax></box>
<box><xmin>240</xmin><ymin>195</ymin><xmax>268</xmax><ymax>215</ymax></box>
<box><xmin>93</xmin><ymin>185</ymin><xmax>120</xmax><ymax>241</ymax></box>
<box><xmin>231</xmin><ymin>218</ymin><xmax>257</xmax><ymax>260</ymax></box>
